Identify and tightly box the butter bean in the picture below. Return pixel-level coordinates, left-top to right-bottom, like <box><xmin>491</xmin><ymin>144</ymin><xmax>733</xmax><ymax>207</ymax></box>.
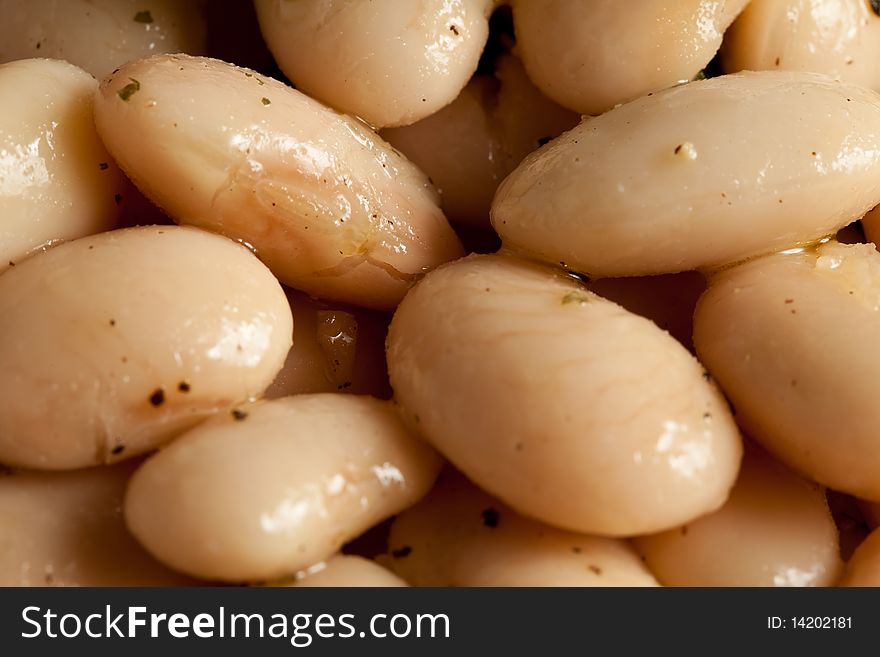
<box><xmin>0</xmin><ymin>463</ymin><xmax>194</xmax><ymax>586</ymax></box>
<box><xmin>94</xmin><ymin>55</ymin><xmax>463</xmax><ymax>310</ymax></box>
<box><xmin>384</xmin><ymin>473</ymin><xmax>658</xmax><ymax>586</ymax></box>
<box><xmin>125</xmin><ymin>395</ymin><xmax>441</xmax><ymax>582</ymax></box>
<box><xmin>723</xmin><ymin>0</ymin><xmax>880</xmax><ymax>92</ymax></box>
<box><xmin>512</xmin><ymin>0</ymin><xmax>748</xmax><ymax>114</ymax></box>
<box><xmin>0</xmin><ymin>226</ymin><xmax>291</xmax><ymax>469</ymax></box>
<box><xmin>253</xmin><ymin>0</ymin><xmax>494</xmax><ymax>128</ymax></box>
<box><xmin>635</xmin><ymin>446</ymin><xmax>841</xmax><ymax>586</ymax></box>
<box><xmin>694</xmin><ymin>241</ymin><xmax>880</xmax><ymax>499</ymax></box>
<box><xmin>387</xmin><ymin>254</ymin><xmax>742</xmax><ymax>536</ymax></box>
<box><xmin>0</xmin><ymin>59</ymin><xmax>123</xmax><ymax>273</ymax></box>
<box><xmin>492</xmin><ymin>72</ymin><xmax>880</xmax><ymax>278</ymax></box>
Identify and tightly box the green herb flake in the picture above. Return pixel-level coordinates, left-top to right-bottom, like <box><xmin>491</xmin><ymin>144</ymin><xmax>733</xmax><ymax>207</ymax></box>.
<box><xmin>693</xmin><ymin>69</ymin><xmax>707</xmax><ymax>81</ymax></box>
<box><xmin>134</xmin><ymin>10</ymin><xmax>153</xmax><ymax>23</ymax></box>
<box><xmin>117</xmin><ymin>78</ymin><xmax>141</xmax><ymax>102</ymax></box>
<box><xmin>261</xmin><ymin>97</ymin><xmax>271</xmax><ymax>105</ymax></box>
<box><xmin>561</xmin><ymin>291</ymin><xmax>590</xmax><ymax>305</ymax></box>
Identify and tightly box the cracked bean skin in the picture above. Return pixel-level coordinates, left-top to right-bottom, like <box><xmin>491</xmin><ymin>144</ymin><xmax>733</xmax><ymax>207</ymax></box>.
<box><xmin>0</xmin><ymin>0</ymin><xmax>206</xmax><ymax>80</ymax></box>
<box><xmin>386</xmin><ymin>254</ymin><xmax>742</xmax><ymax>536</ymax></box>
<box><xmin>0</xmin><ymin>59</ymin><xmax>123</xmax><ymax>274</ymax></box>
<box><xmin>491</xmin><ymin>71</ymin><xmax>880</xmax><ymax>278</ymax></box>
<box><xmin>94</xmin><ymin>54</ymin><xmax>463</xmax><ymax>310</ymax></box>
<box><xmin>124</xmin><ymin>394</ymin><xmax>442</xmax><ymax>582</ymax></box>
<box><xmin>383</xmin><ymin>472</ymin><xmax>658</xmax><ymax>587</ymax></box>
<box><xmin>281</xmin><ymin>554</ymin><xmax>407</xmax><ymax>588</ymax></box>
<box><xmin>635</xmin><ymin>445</ymin><xmax>842</xmax><ymax>587</ymax></box>
<box><xmin>253</xmin><ymin>0</ymin><xmax>495</xmax><ymax>128</ymax></box>
<box><xmin>694</xmin><ymin>241</ymin><xmax>880</xmax><ymax>500</ymax></box>
<box><xmin>511</xmin><ymin>0</ymin><xmax>748</xmax><ymax>115</ymax></box>
<box><xmin>722</xmin><ymin>0</ymin><xmax>880</xmax><ymax>92</ymax></box>
<box><xmin>0</xmin><ymin>225</ymin><xmax>292</xmax><ymax>470</ymax></box>
<box><xmin>0</xmin><ymin>462</ymin><xmax>195</xmax><ymax>586</ymax></box>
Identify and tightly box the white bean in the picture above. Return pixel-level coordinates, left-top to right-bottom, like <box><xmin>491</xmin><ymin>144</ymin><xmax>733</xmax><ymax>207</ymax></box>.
<box><xmin>0</xmin><ymin>59</ymin><xmax>123</xmax><ymax>273</ymax></box>
<box><xmin>512</xmin><ymin>0</ymin><xmax>748</xmax><ymax>114</ymax></box>
<box><xmin>723</xmin><ymin>0</ymin><xmax>880</xmax><ymax>92</ymax></box>
<box><xmin>253</xmin><ymin>0</ymin><xmax>494</xmax><ymax>128</ymax></box>
<box><xmin>492</xmin><ymin>71</ymin><xmax>880</xmax><ymax>278</ymax></box>
<box><xmin>387</xmin><ymin>253</ymin><xmax>742</xmax><ymax>536</ymax></box>
<box><xmin>694</xmin><ymin>241</ymin><xmax>880</xmax><ymax>500</ymax></box>
<box><xmin>125</xmin><ymin>394</ymin><xmax>441</xmax><ymax>582</ymax></box>
<box><xmin>383</xmin><ymin>473</ymin><xmax>658</xmax><ymax>586</ymax></box>
<box><xmin>0</xmin><ymin>463</ymin><xmax>194</xmax><ymax>586</ymax></box>
<box><xmin>635</xmin><ymin>445</ymin><xmax>841</xmax><ymax>586</ymax></box>
<box><xmin>94</xmin><ymin>54</ymin><xmax>463</xmax><ymax>310</ymax></box>
<box><xmin>0</xmin><ymin>226</ymin><xmax>291</xmax><ymax>469</ymax></box>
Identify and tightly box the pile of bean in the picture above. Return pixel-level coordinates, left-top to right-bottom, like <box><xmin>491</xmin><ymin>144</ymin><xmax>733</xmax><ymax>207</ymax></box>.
<box><xmin>2</xmin><ymin>0</ymin><xmax>880</xmax><ymax>587</ymax></box>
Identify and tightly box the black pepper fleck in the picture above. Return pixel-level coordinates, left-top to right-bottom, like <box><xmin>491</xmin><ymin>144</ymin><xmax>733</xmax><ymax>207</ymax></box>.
<box><xmin>482</xmin><ymin>507</ymin><xmax>500</xmax><ymax>528</ymax></box>
<box><xmin>450</xmin><ymin>24</ymin><xmax>460</xmax><ymax>35</ymax></box>
<box><xmin>178</xmin><ymin>381</ymin><xmax>191</xmax><ymax>393</ymax></box>
<box><xmin>261</xmin><ymin>97</ymin><xmax>271</xmax><ymax>105</ymax></box>
<box><xmin>391</xmin><ymin>546</ymin><xmax>412</xmax><ymax>559</ymax></box>
<box><xmin>99</xmin><ymin>162</ymin><xmax>109</xmax><ymax>170</ymax></box>
<box><xmin>134</xmin><ymin>10</ymin><xmax>154</xmax><ymax>23</ymax></box>
<box><xmin>149</xmin><ymin>388</ymin><xmax>165</xmax><ymax>406</ymax></box>
<box><xmin>109</xmin><ymin>319</ymin><xmax>116</xmax><ymax>327</ymax></box>
<box><xmin>702</xmin><ymin>371</ymin><xmax>712</xmax><ymax>382</ymax></box>
<box><xmin>231</xmin><ymin>408</ymin><xmax>248</xmax><ymax>421</ymax></box>
<box><xmin>114</xmin><ymin>193</ymin><xmax>123</xmax><ymax>205</ymax></box>
<box><xmin>111</xmin><ymin>445</ymin><xmax>125</xmax><ymax>455</ymax></box>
